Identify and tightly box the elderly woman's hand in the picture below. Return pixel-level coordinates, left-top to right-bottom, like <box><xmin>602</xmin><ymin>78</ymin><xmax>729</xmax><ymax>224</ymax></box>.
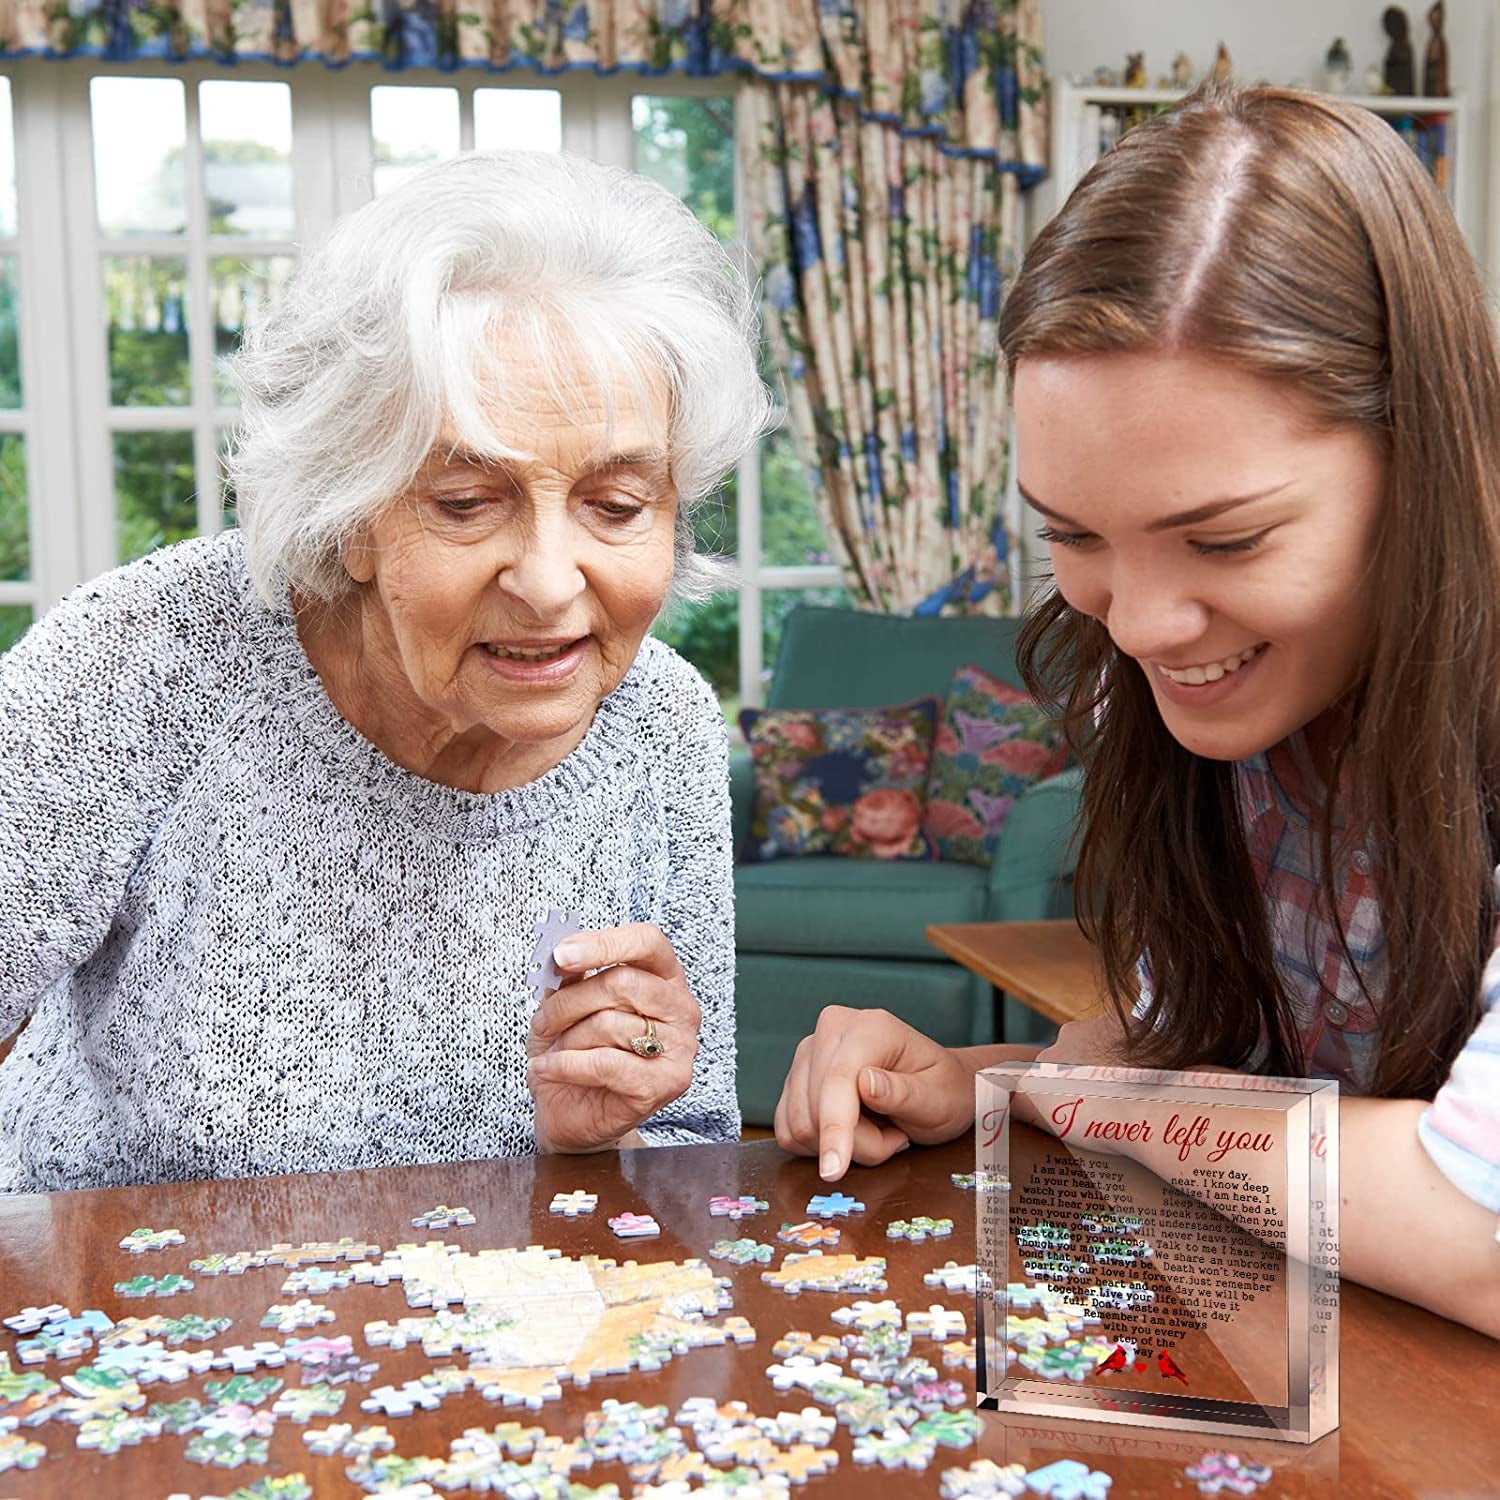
<box><xmin>525</xmin><ymin>922</ymin><xmax>701</xmax><ymax>1153</ymax></box>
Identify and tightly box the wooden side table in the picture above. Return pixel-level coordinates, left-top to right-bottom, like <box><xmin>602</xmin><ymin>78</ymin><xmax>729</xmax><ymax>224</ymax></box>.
<box><xmin>926</xmin><ymin>918</ymin><xmax>1109</xmax><ymax>1035</ymax></box>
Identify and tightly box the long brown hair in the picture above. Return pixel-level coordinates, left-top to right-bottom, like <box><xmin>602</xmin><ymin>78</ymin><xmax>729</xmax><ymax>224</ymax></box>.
<box><xmin>1004</xmin><ymin>84</ymin><xmax>1500</xmax><ymax>1097</ymax></box>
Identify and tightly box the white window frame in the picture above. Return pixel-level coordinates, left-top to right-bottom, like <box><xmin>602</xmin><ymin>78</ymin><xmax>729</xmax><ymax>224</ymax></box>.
<box><xmin>4</xmin><ymin>58</ymin><xmax>837</xmax><ymax>702</ymax></box>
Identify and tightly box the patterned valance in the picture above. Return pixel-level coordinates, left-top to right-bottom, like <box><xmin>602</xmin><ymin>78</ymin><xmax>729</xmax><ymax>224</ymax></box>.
<box><xmin>0</xmin><ymin>0</ymin><xmax>1046</xmax><ymax>178</ymax></box>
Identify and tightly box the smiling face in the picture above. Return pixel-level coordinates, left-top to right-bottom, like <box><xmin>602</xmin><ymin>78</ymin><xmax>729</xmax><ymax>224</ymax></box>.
<box><xmin>332</xmin><ymin>334</ymin><xmax>677</xmax><ymax>786</ymax></box>
<box><xmin>1013</xmin><ymin>351</ymin><xmax>1386</xmax><ymax>763</ymax></box>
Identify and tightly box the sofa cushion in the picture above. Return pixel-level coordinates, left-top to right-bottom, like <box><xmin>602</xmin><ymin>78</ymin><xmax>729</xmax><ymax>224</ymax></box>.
<box><xmin>738</xmin><ymin>700</ymin><xmax>939</xmax><ymax>862</ymax></box>
<box><xmin>923</xmin><ymin>663</ymin><xmax>1071</xmax><ymax>866</ymax></box>
<box><xmin>735</xmin><ymin>855</ymin><xmax>989</xmax><ymax>958</ymax></box>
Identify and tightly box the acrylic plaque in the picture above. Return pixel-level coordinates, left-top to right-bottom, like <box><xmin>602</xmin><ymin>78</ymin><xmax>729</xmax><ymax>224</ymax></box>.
<box><xmin>974</xmin><ymin>1062</ymin><xmax>1338</xmax><ymax>1442</ymax></box>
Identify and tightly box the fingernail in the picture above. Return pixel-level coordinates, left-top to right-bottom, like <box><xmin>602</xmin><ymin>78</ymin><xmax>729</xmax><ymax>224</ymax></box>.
<box><xmin>820</xmin><ymin>1150</ymin><xmax>841</xmax><ymax>1180</ymax></box>
<box><xmin>553</xmin><ymin>939</ymin><xmax>585</xmax><ymax>966</ymax></box>
<box><xmin>528</xmin><ymin>1055</ymin><xmax>553</xmax><ymax>1079</ymax></box>
<box><xmin>863</xmin><ymin>1067</ymin><xmax>888</xmax><ymax>1101</ymax></box>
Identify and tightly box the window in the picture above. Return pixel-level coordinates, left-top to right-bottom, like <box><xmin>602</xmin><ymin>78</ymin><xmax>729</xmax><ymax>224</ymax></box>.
<box><xmin>5</xmin><ymin>62</ymin><xmax>837</xmax><ymax>706</ymax></box>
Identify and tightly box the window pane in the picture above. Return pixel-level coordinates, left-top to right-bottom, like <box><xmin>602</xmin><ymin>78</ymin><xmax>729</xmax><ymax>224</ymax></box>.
<box><xmin>761</xmin><ymin>428</ymin><xmax>830</xmax><ymax>567</ymax></box>
<box><xmin>0</xmin><ymin>258</ymin><xmax>20</xmax><ymax>408</ymax></box>
<box><xmin>114</xmin><ymin>431</ymin><xmax>196</xmax><ymax>562</ymax></box>
<box><xmin>105</xmin><ymin>257</ymin><xmax>190</xmax><ymax>407</ymax></box>
<box><xmin>200</xmin><ymin>81</ymin><xmax>295</xmax><ymax>238</ymax></box>
<box><xmin>632</xmin><ymin>95</ymin><xmax>735</xmax><ymax>243</ymax></box>
<box><xmin>0</xmin><ymin>434</ymin><xmax>28</xmax><ymax>581</ymax></box>
<box><xmin>91</xmin><ymin>78</ymin><xmax>187</xmax><ymax>237</ymax></box>
<box><xmin>0</xmin><ymin>603</ymin><xmax>29</xmax><ymax>654</ymax></box>
<box><xmin>0</xmin><ymin>78</ymin><xmax>16</xmax><ymax>237</ymax></box>
<box><xmin>212</xmin><ymin>256</ymin><xmax>295</xmax><ymax>405</ymax></box>
<box><xmin>371</xmin><ymin>86</ymin><xmax>460</xmax><ymax>197</ymax></box>
<box><xmin>763</xmin><ymin>585</ymin><xmax>850</xmax><ymax>679</ymax></box>
<box><xmin>653</xmin><ymin>592</ymin><xmax>740</xmax><ymax>718</ymax></box>
<box><xmin>474</xmin><ymin>89</ymin><xmax>562</xmax><ymax>152</ymax></box>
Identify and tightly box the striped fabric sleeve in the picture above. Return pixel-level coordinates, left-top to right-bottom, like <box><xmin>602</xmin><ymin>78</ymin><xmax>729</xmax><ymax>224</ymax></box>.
<box><xmin>1416</xmin><ymin>888</ymin><xmax>1500</xmax><ymax>1219</ymax></box>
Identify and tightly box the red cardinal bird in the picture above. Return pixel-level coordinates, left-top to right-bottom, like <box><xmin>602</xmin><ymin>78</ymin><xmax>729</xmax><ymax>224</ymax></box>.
<box><xmin>1157</xmin><ymin>1350</ymin><xmax>1189</xmax><ymax>1386</ymax></box>
<box><xmin>1094</xmin><ymin>1343</ymin><xmax>1129</xmax><ymax>1374</ymax></box>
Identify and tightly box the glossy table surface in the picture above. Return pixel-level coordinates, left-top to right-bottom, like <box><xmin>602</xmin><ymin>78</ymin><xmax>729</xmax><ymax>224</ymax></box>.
<box><xmin>0</xmin><ymin>1136</ymin><xmax>1496</xmax><ymax>1498</ymax></box>
<box><xmin>925</xmin><ymin>921</ymin><xmax>1108</xmax><ymax>1028</ymax></box>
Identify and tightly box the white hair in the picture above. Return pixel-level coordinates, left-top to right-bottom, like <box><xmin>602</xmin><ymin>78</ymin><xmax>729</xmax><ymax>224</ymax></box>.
<box><xmin>224</xmin><ymin>149</ymin><xmax>774</xmax><ymax>606</ymax></box>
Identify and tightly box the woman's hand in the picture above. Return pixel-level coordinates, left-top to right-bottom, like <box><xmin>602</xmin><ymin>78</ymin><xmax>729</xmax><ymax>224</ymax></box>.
<box><xmin>525</xmin><ymin>922</ymin><xmax>700</xmax><ymax>1154</ymax></box>
<box><xmin>1033</xmin><ymin>1010</ymin><xmax>1135</xmax><ymax>1068</ymax></box>
<box><xmin>774</xmin><ymin>1005</ymin><xmax>979</xmax><ymax>1181</ymax></box>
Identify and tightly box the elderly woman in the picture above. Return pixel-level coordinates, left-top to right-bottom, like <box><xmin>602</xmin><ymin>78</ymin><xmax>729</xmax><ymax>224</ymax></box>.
<box><xmin>0</xmin><ymin>150</ymin><xmax>769</xmax><ymax>1191</ymax></box>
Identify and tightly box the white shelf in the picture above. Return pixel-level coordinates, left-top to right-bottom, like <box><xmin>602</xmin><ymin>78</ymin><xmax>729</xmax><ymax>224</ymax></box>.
<box><xmin>1043</xmin><ymin>79</ymin><xmax>1474</xmax><ymax>253</ymax></box>
<box><xmin>1068</xmin><ymin>85</ymin><xmax>1463</xmax><ymax>113</ymax></box>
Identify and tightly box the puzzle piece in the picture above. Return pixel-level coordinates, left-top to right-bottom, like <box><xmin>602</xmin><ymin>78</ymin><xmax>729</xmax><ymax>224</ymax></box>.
<box><xmin>273</xmin><ymin>1382</ymin><xmax>346</xmax><ymax>1422</ymax></box>
<box><xmin>762</xmin><ymin>1251</ymin><xmax>888</xmax><ymax>1296</ymax></box>
<box><xmin>113</xmin><ymin>1273</ymin><xmax>194</xmax><ymax>1299</ymax></box>
<box><xmin>145</xmin><ymin>1396</ymin><xmax>204</xmax><ymax>1433</ymax></box>
<box><xmin>43</xmin><ymin>1309</ymin><xmax>113</xmax><ymax>1342</ymax></box>
<box><xmin>1017</xmin><ymin>1341</ymin><xmax>1105</xmax><ymax>1383</ymax></box>
<box><xmin>924</xmin><ymin>1263</ymin><xmax>981</xmax><ymax>1295</ymax></box>
<box><xmin>91</xmin><ymin>1340</ymin><xmax>214</xmax><ymax>1384</ymax></box>
<box><xmin>776</xmin><ymin>1220</ymin><xmax>840</xmax><ymax>1249</ymax></box>
<box><xmin>118</xmin><ymin>1227</ymin><xmax>186</xmax><ymax>1254</ymax></box>
<box><xmin>852</xmin><ymin>1423</ymin><xmax>938</xmax><ymax>1471</ymax></box>
<box><xmin>941</xmin><ymin>1340</ymin><xmax>977</xmax><ymax>1371</ymax></box>
<box><xmin>1185</xmin><ymin>1452</ymin><xmax>1274</xmax><ymax>1495</ymax></box>
<box><xmin>710</xmin><ymin>1238</ymin><xmax>775</xmax><ymax>1265</ymax></box>
<box><xmin>709</xmin><ymin>1196</ymin><xmax>770</xmax><ymax>1220</ymax></box>
<box><xmin>3</xmin><ymin>1305</ymin><xmax>68</xmax><ymax>1335</ymax></box>
<box><xmin>830</xmin><ymin>1300</ymin><xmax>903</xmax><ymax>1330</ymax></box>
<box><xmin>411</xmin><ymin>1205</ymin><xmax>476</xmax><ymax>1231</ymax></box>
<box><xmin>203</xmin><ymin>1374</ymin><xmax>283</xmax><ymax>1407</ymax></box>
<box><xmin>184</xmin><ymin>1429</ymin><xmax>270</xmax><ymax>1469</ymax></box>
<box><xmin>76</xmin><ymin>1408</ymin><xmax>163</xmax><ymax>1453</ymax></box>
<box><xmin>281</xmin><ymin>1266</ymin><xmax>354</xmax><ymax>1296</ymax></box>
<box><xmin>886</xmin><ymin>1216</ymin><xmax>954</xmax><ymax>1242</ymax></box>
<box><xmin>190</xmin><ymin>1252</ymin><xmax>259</xmax><ymax>1277</ymax></box>
<box><xmin>910</xmin><ymin>1378</ymin><xmax>968</xmax><ymax>1415</ymax></box>
<box><xmin>361</xmin><ymin>1380</ymin><xmax>444</xmax><ymax>1418</ymax></box>
<box><xmin>212</xmin><ymin>1342</ymin><xmax>287</xmax><ymax>1374</ymax></box>
<box><xmin>756</xmin><ymin>1441</ymin><xmax>839</xmax><ymax>1484</ymax></box>
<box><xmin>806</xmin><ymin>1192</ymin><xmax>864</xmax><ymax>1219</ymax></box>
<box><xmin>160</xmin><ymin>1312</ymin><xmax>234</xmax><ymax>1345</ymax></box>
<box><xmin>0</xmin><ymin>1431</ymin><xmax>45</xmax><ymax>1472</ymax></box>
<box><xmin>302</xmin><ymin>1420</ymin><xmax>356</xmax><ymax>1456</ymax></box>
<box><xmin>217</xmin><ymin>1477</ymin><xmax>314</xmax><ymax>1500</ymax></box>
<box><xmin>608</xmin><ymin>1212</ymin><xmax>661</xmax><ymax>1239</ymax></box>
<box><xmin>549</xmin><ymin>1190</ymin><xmax>599</xmax><ymax>1218</ymax></box>
<box><xmin>771</xmin><ymin>1332</ymin><xmax>846</xmax><ymax>1364</ymax></box>
<box><xmin>0</xmin><ymin>1369</ymin><xmax>60</xmax><ymax>1409</ymax></box>
<box><xmin>766</xmin><ymin>1356</ymin><xmax>847</xmax><ymax>1392</ymax></box>
<box><xmin>950</xmin><ymin>1169</ymin><xmax>1009</xmax><ymax>1192</ymax></box>
<box><xmin>528</xmin><ymin>906</ymin><xmax>584</xmax><ymax>1001</ymax></box>
<box><xmin>16</xmin><ymin>1330</ymin><xmax>90</xmax><ymax>1364</ymax></box>
<box><xmin>907</xmin><ymin>1305</ymin><xmax>967</xmax><ymax>1341</ymax></box>
<box><xmin>940</xmin><ymin>1459</ymin><xmax>1030</xmax><ymax>1498</ymax></box>
<box><xmin>755</xmin><ymin>1405</ymin><xmax>837</xmax><ymax>1447</ymax></box>
<box><xmin>281</xmin><ymin>1334</ymin><xmax>354</xmax><ymax>1368</ymax></box>
<box><xmin>913</xmin><ymin>1409</ymin><xmax>981</xmax><ymax>1449</ymax></box>
<box><xmin>199</xmin><ymin>1401</ymin><xmax>277</xmax><ymax>1440</ymax></box>
<box><xmin>260</xmin><ymin>1300</ymin><xmax>335</xmax><ymax>1333</ymax></box>
<box><xmin>1022</xmin><ymin>1458</ymin><xmax>1115</xmax><ymax>1499</ymax></box>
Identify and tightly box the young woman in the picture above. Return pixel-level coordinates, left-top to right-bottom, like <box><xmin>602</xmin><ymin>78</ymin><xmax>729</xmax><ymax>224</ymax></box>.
<box><xmin>774</xmin><ymin>84</ymin><xmax>1500</xmax><ymax>1338</ymax></box>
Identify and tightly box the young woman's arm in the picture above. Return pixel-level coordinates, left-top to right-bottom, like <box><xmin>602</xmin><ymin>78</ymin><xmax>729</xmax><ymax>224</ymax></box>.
<box><xmin>1038</xmin><ymin>1015</ymin><xmax>1500</xmax><ymax>1339</ymax></box>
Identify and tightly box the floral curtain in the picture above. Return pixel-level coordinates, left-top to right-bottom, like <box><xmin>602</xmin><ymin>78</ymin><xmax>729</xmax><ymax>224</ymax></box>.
<box><xmin>742</xmin><ymin>2</ymin><xmax>1045</xmax><ymax>617</ymax></box>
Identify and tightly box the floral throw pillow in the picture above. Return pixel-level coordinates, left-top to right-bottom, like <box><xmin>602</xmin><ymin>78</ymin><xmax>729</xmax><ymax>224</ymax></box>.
<box><xmin>738</xmin><ymin>699</ymin><xmax>940</xmax><ymax>862</ymax></box>
<box><xmin>922</xmin><ymin>663</ymin><xmax>1071</xmax><ymax>867</ymax></box>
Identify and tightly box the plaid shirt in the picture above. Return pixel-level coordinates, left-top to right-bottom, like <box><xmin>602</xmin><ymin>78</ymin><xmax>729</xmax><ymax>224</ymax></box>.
<box><xmin>1137</xmin><ymin>733</ymin><xmax>1500</xmax><ymax>1217</ymax></box>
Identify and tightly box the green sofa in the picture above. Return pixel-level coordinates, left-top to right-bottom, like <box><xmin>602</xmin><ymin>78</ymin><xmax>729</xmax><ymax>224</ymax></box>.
<box><xmin>730</xmin><ymin>605</ymin><xmax>1082</xmax><ymax>1125</ymax></box>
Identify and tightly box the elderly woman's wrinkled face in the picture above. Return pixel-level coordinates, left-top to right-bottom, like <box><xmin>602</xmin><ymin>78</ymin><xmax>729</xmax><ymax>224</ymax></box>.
<box><xmin>346</xmin><ymin>339</ymin><xmax>677</xmax><ymax>757</ymax></box>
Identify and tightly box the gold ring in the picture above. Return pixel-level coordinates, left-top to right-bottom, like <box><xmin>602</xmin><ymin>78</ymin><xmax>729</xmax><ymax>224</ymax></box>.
<box><xmin>630</xmin><ymin>1018</ymin><xmax>664</xmax><ymax>1059</ymax></box>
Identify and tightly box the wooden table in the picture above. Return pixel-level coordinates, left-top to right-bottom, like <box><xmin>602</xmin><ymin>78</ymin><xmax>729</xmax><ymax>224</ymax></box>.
<box><xmin>0</xmin><ymin>1137</ymin><xmax>1495</xmax><ymax>1497</ymax></box>
<box><xmin>927</xmin><ymin>919</ymin><xmax>1109</xmax><ymax>1032</ymax></box>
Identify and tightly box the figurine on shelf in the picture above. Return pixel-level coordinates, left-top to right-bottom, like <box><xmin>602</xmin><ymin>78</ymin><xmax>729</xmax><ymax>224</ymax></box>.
<box><xmin>1211</xmin><ymin>42</ymin><xmax>1232</xmax><ymax>83</ymax></box>
<box><xmin>1171</xmin><ymin>52</ymin><xmax>1195</xmax><ymax>89</ymax></box>
<box><xmin>1323</xmin><ymin>36</ymin><xmax>1353</xmax><ymax>93</ymax></box>
<box><xmin>1124</xmin><ymin>52</ymin><xmax>1147</xmax><ymax>88</ymax></box>
<box><xmin>1425</xmin><ymin>1</ymin><xmax>1449</xmax><ymax>97</ymax></box>
<box><xmin>1365</xmin><ymin>62</ymin><xmax>1388</xmax><ymax>93</ymax></box>
<box><xmin>1383</xmin><ymin>6</ymin><xmax>1415</xmax><ymax>96</ymax></box>
<box><xmin>1091</xmin><ymin>64</ymin><xmax>1120</xmax><ymax>87</ymax></box>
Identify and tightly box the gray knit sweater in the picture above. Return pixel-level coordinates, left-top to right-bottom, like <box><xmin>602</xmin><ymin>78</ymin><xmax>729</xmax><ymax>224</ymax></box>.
<box><xmin>0</xmin><ymin>531</ymin><xmax>737</xmax><ymax>1192</ymax></box>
